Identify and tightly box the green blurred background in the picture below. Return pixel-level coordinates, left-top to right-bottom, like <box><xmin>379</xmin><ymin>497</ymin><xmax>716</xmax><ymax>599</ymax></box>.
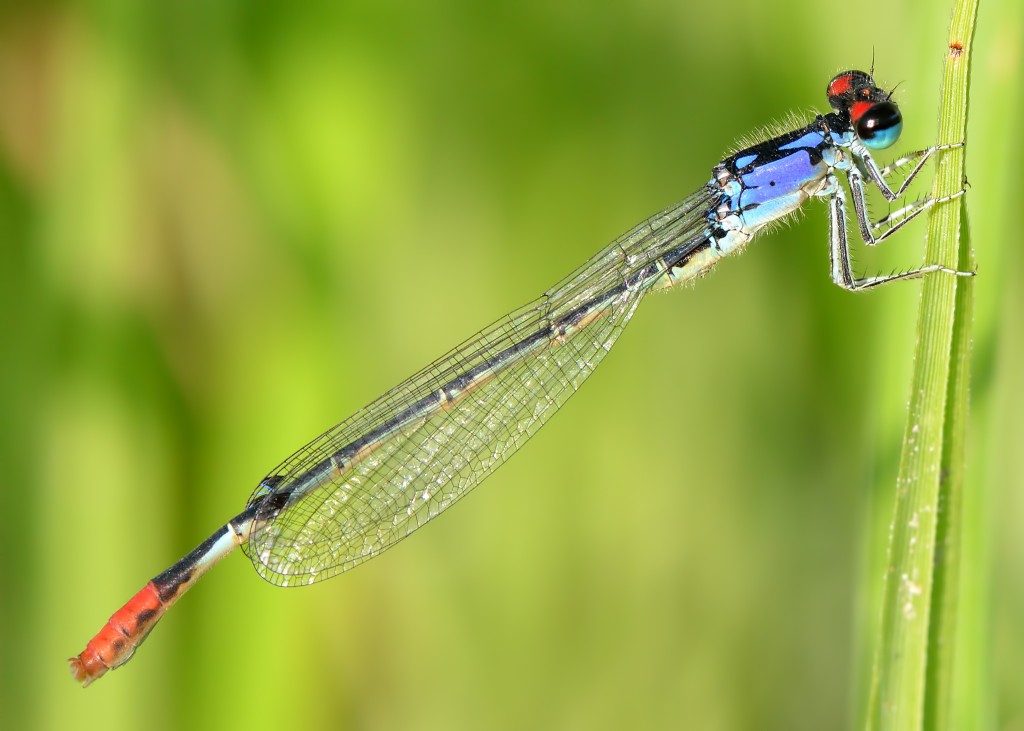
<box><xmin>0</xmin><ymin>0</ymin><xmax>1019</xmax><ymax>729</ymax></box>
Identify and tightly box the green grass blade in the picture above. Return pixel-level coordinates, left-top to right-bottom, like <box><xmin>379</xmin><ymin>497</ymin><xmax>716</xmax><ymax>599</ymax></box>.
<box><xmin>923</xmin><ymin>199</ymin><xmax>975</xmax><ymax>730</ymax></box>
<box><xmin>865</xmin><ymin>0</ymin><xmax>979</xmax><ymax>729</ymax></box>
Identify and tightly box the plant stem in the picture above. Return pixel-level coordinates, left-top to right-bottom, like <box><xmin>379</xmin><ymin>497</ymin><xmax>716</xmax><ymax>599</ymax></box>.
<box><xmin>865</xmin><ymin>0</ymin><xmax>979</xmax><ymax>728</ymax></box>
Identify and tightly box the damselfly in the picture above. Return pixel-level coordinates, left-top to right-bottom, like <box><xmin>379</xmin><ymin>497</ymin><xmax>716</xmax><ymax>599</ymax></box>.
<box><xmin>70</xmin><ymin>70</ymin><xmax>969</xmax><ymax>686</ymax></box>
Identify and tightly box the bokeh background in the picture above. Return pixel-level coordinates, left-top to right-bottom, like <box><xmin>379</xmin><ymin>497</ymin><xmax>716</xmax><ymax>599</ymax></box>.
<box><xmin>1</xmin><ymin>0</ymin><xmax>1020</xmax><ymax>729</ymax></box>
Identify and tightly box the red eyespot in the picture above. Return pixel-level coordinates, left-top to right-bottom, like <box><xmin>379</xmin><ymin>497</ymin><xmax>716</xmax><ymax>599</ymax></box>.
<box><xmin>828</xmin><ymin>74</ymin><xmax>855</xmax><ymax>99</ymax></box>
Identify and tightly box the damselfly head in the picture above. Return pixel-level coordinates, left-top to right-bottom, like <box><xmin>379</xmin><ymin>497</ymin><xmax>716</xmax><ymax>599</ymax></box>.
<box><xmin>826</xmin><ymin>70</ymin><xmax>903</xmax><ymax>150</ymax></box>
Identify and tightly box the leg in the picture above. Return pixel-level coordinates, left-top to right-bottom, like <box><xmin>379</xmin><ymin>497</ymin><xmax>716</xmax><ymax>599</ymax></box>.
<box><xmin>869</xmin><ymin>190</ymin><xmax>965</xmax><ymax>234</ymax></box>
<box><xmin>878</xmin><ymin>142</ymin><xmax>965</xmax><ymax>191</ymax></box>
<box><xmin>848</xmin><ymin>168</ymin><xmax>966</xmax><ymax>246</ymax></box>
<box><xmin>827</xmin><ymin>183</ymin><xmax>970</xmax><ymax>292</ymax></box>
<box><xmin>859</xmin><ymin>141</ymin><xmax>965</xmax><ymax>201</ymax></box>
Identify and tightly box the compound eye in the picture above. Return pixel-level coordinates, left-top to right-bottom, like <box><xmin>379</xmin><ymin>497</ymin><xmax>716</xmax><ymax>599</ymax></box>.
<box><xmin>856</xmin><ymin>101</ymin><xmax>902</xmax><ymax>150</ymax></box>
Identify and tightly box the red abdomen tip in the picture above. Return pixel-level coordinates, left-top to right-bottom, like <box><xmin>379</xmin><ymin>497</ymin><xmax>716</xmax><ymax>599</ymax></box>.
<box><xmin>69</xmin><ymin>582</ymin><xmax>167</xmax><ymax>687</ymax></box>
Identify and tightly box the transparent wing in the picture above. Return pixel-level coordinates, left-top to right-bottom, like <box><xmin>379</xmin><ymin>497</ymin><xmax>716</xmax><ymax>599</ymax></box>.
<box><xmin>243</xmin><ymin>187</ymin><xmax>715</xmax><ymax>586</ymax></box>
